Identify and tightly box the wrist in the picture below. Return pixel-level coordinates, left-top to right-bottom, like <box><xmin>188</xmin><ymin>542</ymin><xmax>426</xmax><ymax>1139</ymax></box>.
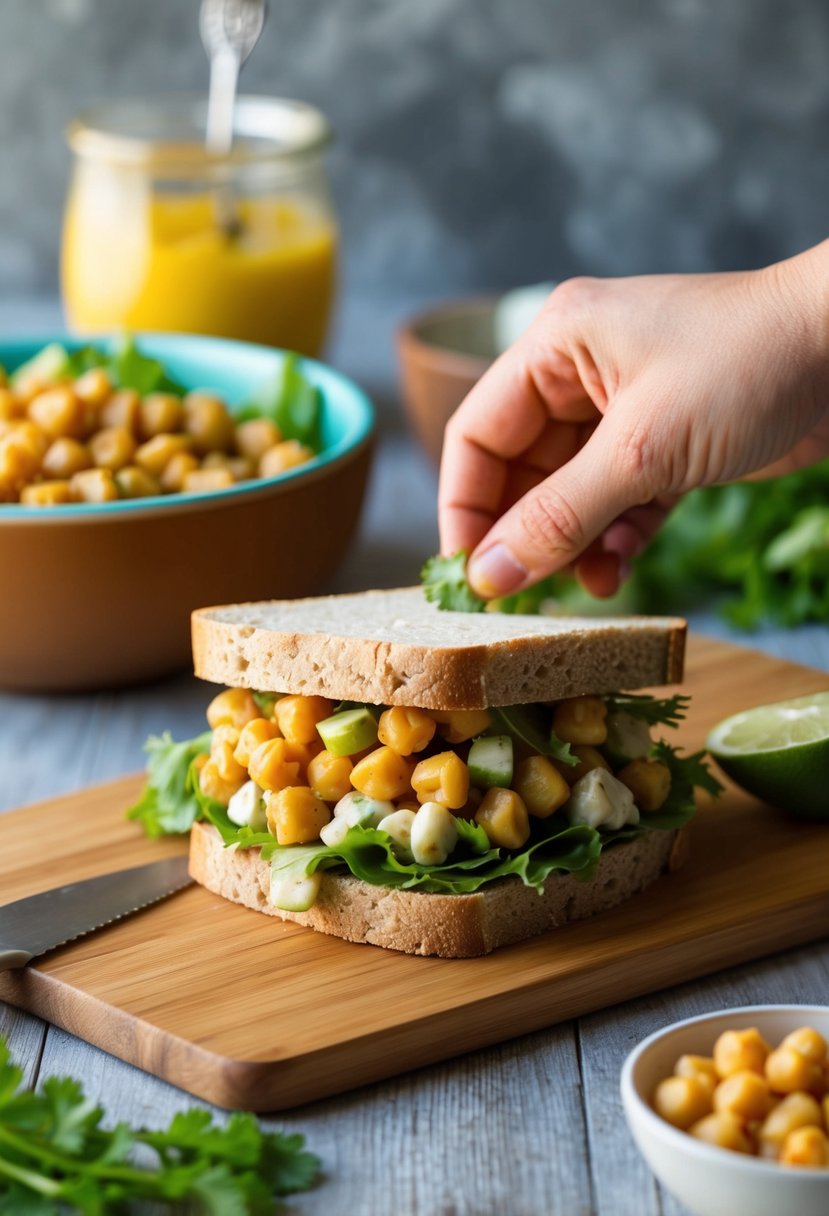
<box><xmin>766</xmin><ymin>240</ymin><xmax>829</xmax><ymax>386</ymax></box>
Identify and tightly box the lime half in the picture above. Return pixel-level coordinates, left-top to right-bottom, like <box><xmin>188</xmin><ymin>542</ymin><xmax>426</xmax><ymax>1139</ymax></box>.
<box><xmin>706</xmin><ymin>692</ymin><xmax>829</xmax><ymax>820</ymax></box>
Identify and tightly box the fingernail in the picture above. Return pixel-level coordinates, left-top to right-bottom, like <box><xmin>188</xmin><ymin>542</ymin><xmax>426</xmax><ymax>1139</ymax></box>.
<box><xmin>468</xmin><ymin>543</ymin><xmax>528</xmax><ymax>598</ymax></box>
<box><xmin>617</xmin><ymin>559</ymin><xmax>632</xmax><ymax>583</ymax></box>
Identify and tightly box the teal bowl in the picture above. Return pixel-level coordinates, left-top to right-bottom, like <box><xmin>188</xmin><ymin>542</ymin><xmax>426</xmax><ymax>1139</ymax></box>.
<box><xmin>0</xmin><ymin>333</ymin><xmax>374</xmax><ymax>691</ymax></box>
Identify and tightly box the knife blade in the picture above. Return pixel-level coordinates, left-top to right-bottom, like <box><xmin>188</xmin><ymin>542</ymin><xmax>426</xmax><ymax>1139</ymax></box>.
<box><xmin>0</xmin><ymin>855</ymin><xmax>193</xmax><ymax>970</ymax></box>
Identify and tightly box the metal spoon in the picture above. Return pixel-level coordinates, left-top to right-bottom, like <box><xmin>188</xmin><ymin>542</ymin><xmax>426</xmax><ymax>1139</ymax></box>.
<box><xmin>200</xmin><ymin>0</ymin><xmax>267</xmax><ymax>236</ymax></box>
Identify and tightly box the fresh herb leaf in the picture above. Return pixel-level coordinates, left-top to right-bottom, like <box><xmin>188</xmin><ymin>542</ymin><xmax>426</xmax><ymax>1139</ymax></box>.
<box><xmin>10</xmin><ymin>343</ymin><xmax>73</xmax><ymax>387</ymax></box>
<box><xmin>492</xmin><ymin>704</ymin><xmax>577</xmax><ymax>766</ymax></box>
<box><xmin>127</xmin><ymin>731</ymin><xmax>213</xmax><ymax>837</ymax></box>
<box><xmin>251</xmin><ymin>691</ymin><xmax>282</xmax><ymax>715</ymax></box>
<box><xmin>421</xmin><ymin>552</ymin><xmax>486</xmax><ymax>613</ymax></box>
<box><xmin>491</xmin><ymin>575</ymin><xmax>561</xmax><ymax>615</ymax></box>
<box><xmin>107</xmin><ymin>334</ymin><xmax>185</xmax><ymax>396</ymax></box>
<box><xmin>605</xmin><ymin>693</ymin><xmax>690</xmax><ymax>729</ymax></box>
<box><xmin>642</xmin><ymin>741</ymin><xmax>724</xmax><ymax>828</ymax></box>
<box><xmin>0</xmin><ymin>1037</ymin><xmax>319</xmax><ymax>1214</ymax></box>
<box><xmin>236</xmin><ymin>354</ymin><xmax>322</xmax><ymax>451</ymax></box>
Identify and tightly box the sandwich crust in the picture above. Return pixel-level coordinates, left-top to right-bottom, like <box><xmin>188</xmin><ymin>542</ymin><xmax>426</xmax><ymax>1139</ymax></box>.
<box><xmin>189</xmin><ymin>821</ymin><xmax>688</xmax><ymax>958</ymax></box>
<box><xmin>192</xmin><ymin>587</ymin><xmax>686</xmax><ymax>709</ymax></box>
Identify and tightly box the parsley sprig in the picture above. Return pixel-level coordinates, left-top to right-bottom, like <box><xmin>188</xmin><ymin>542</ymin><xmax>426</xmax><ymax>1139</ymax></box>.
<box><xmin>0</xmin><ymin>1037</ymin><xmax>319</xmax><ymax>1214</ymax></box>
<box><xmin>605</xmin><ymin>693</ymin><xmax>690</xmax><ymax>729</ymax></box>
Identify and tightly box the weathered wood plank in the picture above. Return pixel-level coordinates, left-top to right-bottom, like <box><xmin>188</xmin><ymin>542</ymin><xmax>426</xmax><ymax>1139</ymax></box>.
<box><xmin>38</xmin><ymin>1022</ymin><xmax>594</xmax><ymax>1216</ymax></box>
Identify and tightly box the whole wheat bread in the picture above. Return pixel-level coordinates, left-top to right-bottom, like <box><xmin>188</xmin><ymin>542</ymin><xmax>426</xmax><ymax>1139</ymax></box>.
<box><xmin>192</xmin><ymin>587</ymin><xmax>686</xmax><ymax>709</ymax></box>
<box><xmin>189</xmin><ymin>821</ymin><xmax>689</xmax><ymax>958</ymax></box>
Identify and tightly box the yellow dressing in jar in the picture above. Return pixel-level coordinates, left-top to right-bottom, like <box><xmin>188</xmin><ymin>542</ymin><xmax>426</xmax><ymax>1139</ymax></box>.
<box><xmin>62</xmin><ymin>97</ymin><xmax>337</xmax><ymax>357</ymax></box>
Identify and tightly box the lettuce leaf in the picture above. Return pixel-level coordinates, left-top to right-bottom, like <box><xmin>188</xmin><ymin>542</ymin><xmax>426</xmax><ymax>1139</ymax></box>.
<box><xmin>235</xmin><ymin>354</ymin><xmax>322</xmax><ymax>451</ymax></box>
<box><xmin>492</xmin><ymin>704</ymin><xmax>577</xmax><ymax>766</ymax></box>
<box><xmin>128</xmin><ymin>731</ymin><xmax>213</xmax><ymax>837</ymax></box>
<box><xmin>265</xmin><ymin>817</ymin><xmax>602</xmax><ymax>896</ymax></box>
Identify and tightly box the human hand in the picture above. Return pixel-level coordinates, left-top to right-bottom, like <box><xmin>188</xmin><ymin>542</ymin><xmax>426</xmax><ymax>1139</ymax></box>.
<box><xmin>438</xmin><ymin>244</ymin><xmax>829</xmax><ymax>599</ymax></box>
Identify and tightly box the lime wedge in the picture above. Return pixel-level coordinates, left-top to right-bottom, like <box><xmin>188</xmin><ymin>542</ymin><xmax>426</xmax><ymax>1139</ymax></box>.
<box><xmin>706</xmin><ymin>692</ymin><xmax>829</xmax><ymax>820</ymax></box>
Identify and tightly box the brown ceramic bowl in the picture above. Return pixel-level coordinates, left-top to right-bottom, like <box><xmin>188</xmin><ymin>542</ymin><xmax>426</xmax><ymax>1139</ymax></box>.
<box><xmin>0</xmin><ymin>334</ymin><xmax>374</xmax><ymax>692</ymax></box>
<box><xmin>397</xmin><ymin>297</ymin><xmax>497</xmax><ymax>466</ymax></box>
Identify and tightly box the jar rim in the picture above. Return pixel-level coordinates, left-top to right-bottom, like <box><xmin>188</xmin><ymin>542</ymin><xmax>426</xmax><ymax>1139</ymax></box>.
<box><xmin>67</xmin><ymin>94</ymin><xmax>331</xmax><ymax>167</ymax></box>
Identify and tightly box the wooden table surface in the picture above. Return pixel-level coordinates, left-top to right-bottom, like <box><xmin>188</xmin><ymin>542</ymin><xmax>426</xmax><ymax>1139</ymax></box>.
<box><xmin>1</xmin><ymin>298</ymin><xmax>829</xmax><ymax>1215</ymax></box>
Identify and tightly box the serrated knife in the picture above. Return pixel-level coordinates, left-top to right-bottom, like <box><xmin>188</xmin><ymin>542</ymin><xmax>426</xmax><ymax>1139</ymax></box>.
<box><xmin>0</xmin><ymin>856</ymin><xmax>193</xmax><ymax>970</ymax></box>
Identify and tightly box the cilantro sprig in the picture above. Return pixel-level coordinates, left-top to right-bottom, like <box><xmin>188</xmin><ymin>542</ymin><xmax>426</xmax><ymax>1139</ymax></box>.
<box><xmin>421</xmin><ymin>552</ymin><xmax>486</xmax><ymax>613</ymax></box>
<box><xmin>0</xmin><ymin>1037</ymin><xmax>319</xmax><ymax>1214</ymax></box>
<box><xmin>605</xmin><ymin>693</ymin><xmax>690</xmax><ymax>729</ymax></box>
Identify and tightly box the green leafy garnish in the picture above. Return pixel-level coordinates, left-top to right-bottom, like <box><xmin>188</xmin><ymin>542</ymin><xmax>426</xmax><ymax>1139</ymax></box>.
<box><xmin>421</xmin><ymin>552</ymin><xmax>486</xmax><ymax>613</ymax></box>
<box><xmin>492</xmin><ymin>704</ymin><xmax>577</xmax><ymax>766</ymax></box>
<box><xmin>0</xmin><ymin>1036</ymin><xmax>319</xmax><ymax>1214</ymax></box>
<box><xmin>11</xmin><ymin>337</ymin><xmax>186</xmax><ymax>397</ymax></box>
<box><xmin>104</xmin><ymin>334</ymin><xmax>185</xmax><ymax>396</ymax></box>
<box><xmin>127</xmin><ymin>731</ymin><xmax>212</xmax><ymax>837</ymax></box>
<box><xmin>235</xmin><ymin>353</ymin><xmax>322</xmax><ymax>451</ymax></box>
<box><xmin>642</xmin><ymin>742</ymin><xmax>724</xmax><ymax>828</ymax></box>
<box><xmin>605</xmin><ymin>693</ymin><xmax>690</xmax><ymax>729</ymax></box>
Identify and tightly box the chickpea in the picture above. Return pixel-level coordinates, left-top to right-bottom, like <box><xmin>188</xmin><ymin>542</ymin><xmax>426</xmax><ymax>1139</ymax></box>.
<box><xmin>765</xmin><ymin>1046</ymin><xmax>824</xmax><ymax>1095</ymax></box>
<box><xmin>134</xmin><ymin>433</ymin><xmax>192</xmax><ymax>477</ymax></box>
<box><xmin>759</xmin><ymin>1091</ymin><xmax>823</xmax><ymax>1150</ymax></box>
<box><xmin>689</xmin><ymin>1112</ymin><xmax>754</xmax><ymax>1154</ymax></box>
<box><xmin>781</xmin><ymin>1027</ymin><xmax>827</xmax><ymax>1065</ymax></box>
<box><xmin>0</xmin><ymin>387</ymin><xmax>25</xmax><ymax>421</ymax></box>
<box><xmin>235</xmin><ymin>417</ymin><xmax>281</xmax><ymax>461</ymax></box>
<box><xmin>713</xmin><ymin>1070</ymin><xmax>773</xmax><ymax>1121</ymax></box>
<box><xmin>183</xmin><ymin>392</ymin><xmax>234</xmax><ymax>453</ymax></box>
<box><xmin>675</xmin><ymin>1055</ymin><xmax>719</xmax><ymax>1099</ymax></box>
<box><xmin>182</xmin><ymin>467</ymin><xmax>234</xmax><ymax>493</ymax></box>
<box><xmin>202</xmin><ymin>451</ymin><xmax>253</xmax><ymax>481</ymax></box>
<box><xmin>653</xmin><ymin>1075</ymin><xmax>712</xmax><ymax>1130</ymax></box>
<box><xmin>713</xmin><ymin>1028</ymin><xmax>771</xmax><ymax>1078</ymax></box>
<box><xmin>780</xmin><ymin>1125</ymin><xmax>829</xmax><ymax>1167</ymax></box>
<box><xmin>139</xmin><ymin>392</ymin><xmax>183</xmax><ymax>440</ymax></box>
<box><xmin>20</xmin><ymin>480</ymin><xmax>74</xmax><ymax>506</ymax></box>
<box><xmin>99</xmin><ymin>389</ymin><xmax>141</xmax><ymax>434</ymax></box>
<box><xmin>259</xmin><ymin>440</ymin><xmax>314</xmax><ymax>478</ymax></box>
<box><xmin>70</xmin><ymin>467</ymin><xmax>118</xmax><ymax>503</ymax></box>
<box><xmin>73</xmin><ymin>368</ymin><xmax>112</xmax><ymax>408</ymax></box>
<box><xmin>42</xmin><ymin>437</ymin><xmax>92</xmax><ymax>480</ymax></box>
<box><xmin>159</xmin><ymin>450</ymin><xmax>200</xmax><ymax>493</ymax></box>
<box><xmin>114</xmin><ymin>465</ymin><xmax>162</xmax><ymax>499</ymax></box>
<box><xmin>88</xmin><ymin>427</ymin><xmax>136</xmax><ymax>472</ymax></box>
<box><xmin>28</xmin><ymin>386</ymin><xmax>86</xmax><ymax>440</ymax></box>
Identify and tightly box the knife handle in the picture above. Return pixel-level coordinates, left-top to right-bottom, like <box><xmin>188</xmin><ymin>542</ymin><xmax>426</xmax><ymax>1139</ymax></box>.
<box><xmin>0</xmin><ymin>947</ymin><xmax>34</xmax><ymax>970</ymax></box>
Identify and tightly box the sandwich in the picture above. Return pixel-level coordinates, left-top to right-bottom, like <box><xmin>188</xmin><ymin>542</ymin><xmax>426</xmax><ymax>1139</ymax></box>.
<box><xmin>131</xmin><ymin>587</ymin><xmax>720</xmax><ymax>957</ymax></box>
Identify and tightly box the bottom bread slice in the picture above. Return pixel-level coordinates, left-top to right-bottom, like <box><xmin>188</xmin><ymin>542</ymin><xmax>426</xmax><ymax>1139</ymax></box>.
<box><xmin>189</xmin><ymin>821</ymin><xmax>689</xmax><ymax>958</ymax></box>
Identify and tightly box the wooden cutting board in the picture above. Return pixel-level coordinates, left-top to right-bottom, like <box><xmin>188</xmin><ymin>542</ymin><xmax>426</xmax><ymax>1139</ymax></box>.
<box><xmin>1</xmin><ymin>636</ymin><xmax>827</xmax><ymax>1112</ymax></box>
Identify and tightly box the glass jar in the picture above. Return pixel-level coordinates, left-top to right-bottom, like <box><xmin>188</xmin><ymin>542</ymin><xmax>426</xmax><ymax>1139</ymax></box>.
<box><xmin>62</xmin><ymin>96</ymin><xmax>337</xmax><ymax>357</ymax></box>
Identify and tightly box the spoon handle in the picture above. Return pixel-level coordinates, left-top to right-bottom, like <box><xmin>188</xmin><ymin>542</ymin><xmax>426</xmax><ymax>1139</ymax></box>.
<box><xmin>205</xmin><ymin>48</ymin><xmax>241</xmax><ymax>157</ymax></box>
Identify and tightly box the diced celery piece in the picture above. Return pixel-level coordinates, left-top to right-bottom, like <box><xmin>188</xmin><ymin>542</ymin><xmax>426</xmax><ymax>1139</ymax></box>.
<box><xmin>317</xmin><ymin>707</ymin><xmax>378</xmax><ymax>756</ymax></box>
<box><xmin>468</xmin><ymin>735</ymin><xmax>514</xmax><ymax>789</ymax></box>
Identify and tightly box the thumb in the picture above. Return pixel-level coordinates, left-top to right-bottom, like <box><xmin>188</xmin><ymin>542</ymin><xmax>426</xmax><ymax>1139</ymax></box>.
<box><xmin>467</xmin><ymin>415</ymin><xmax>653</xmax><ymax>598</ymax></box>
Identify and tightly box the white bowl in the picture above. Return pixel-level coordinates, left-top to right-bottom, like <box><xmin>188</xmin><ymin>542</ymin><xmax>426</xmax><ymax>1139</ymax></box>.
<box><xmin>621</xmin><ymin>1005</ymin><xmax>829</xmax><ymax>1216</ymax></box>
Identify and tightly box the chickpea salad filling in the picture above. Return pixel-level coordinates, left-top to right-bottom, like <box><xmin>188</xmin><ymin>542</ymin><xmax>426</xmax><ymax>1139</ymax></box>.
<box><xmin>0</xmin><ymin>336</ymin><xmax>323</xmax><ymax>505</ymax></box>
<box><xmin>131</xmin><ymin>690</ymin><xmax>721</xmax><ymax>913</ymax></box>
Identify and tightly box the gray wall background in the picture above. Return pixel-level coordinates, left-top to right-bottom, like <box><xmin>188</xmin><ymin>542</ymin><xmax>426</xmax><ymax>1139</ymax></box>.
<box><xmin>2</xmin><ymin>0</ymin><xmax>828</xmax><ymax>299</ymax></box>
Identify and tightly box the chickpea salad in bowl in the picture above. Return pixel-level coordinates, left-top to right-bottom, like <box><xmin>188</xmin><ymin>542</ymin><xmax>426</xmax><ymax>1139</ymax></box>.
<box><xmin>0</xmin><ymin>334</ymin><xmax>324</xmax><ymax>506</ymax></box>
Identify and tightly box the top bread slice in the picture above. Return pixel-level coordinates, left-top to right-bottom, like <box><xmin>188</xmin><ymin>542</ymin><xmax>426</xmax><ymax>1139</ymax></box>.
<box><xmin>192</xmin><ymin>587</ymin><xmax>686</xmax><ymax>710</ymax></box>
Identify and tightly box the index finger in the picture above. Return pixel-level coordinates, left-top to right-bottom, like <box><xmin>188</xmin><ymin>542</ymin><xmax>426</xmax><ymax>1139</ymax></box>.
<box><xmin>438</xmin><ymin>337</ymin><xmax>597</xmax><ymax>555</ymax></box>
